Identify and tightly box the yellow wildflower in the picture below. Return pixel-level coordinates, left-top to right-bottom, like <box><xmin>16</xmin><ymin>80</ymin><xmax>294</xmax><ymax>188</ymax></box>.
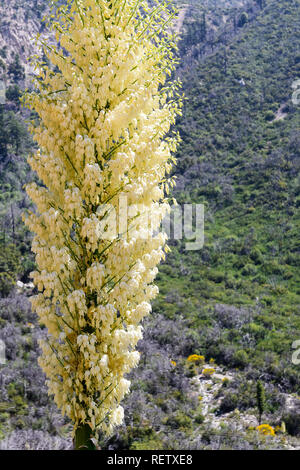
<box><xmin>256</xmin><ymin>424</ymin><xmax>275</xmax><ymax>436</ymax></box>
<box><xmin>187</xmin><ymin>354</ymin><xmax>205</xmax><ymax>363</ymax></box>
<box><xmin>202</xmin><ymin>368</ymin><xmax>216</xmax><ymax>377</ymax></box>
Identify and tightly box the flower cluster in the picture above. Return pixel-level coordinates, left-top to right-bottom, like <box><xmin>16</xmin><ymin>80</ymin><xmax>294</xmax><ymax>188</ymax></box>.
<box><xmin>202</xmin><ymin>368</ymin><xmax>216</xmax><ymax>377</ymax></box>
<box><xmin>187</xmin><ymin>354</ymin><xmax>205</xmax><ymax>363</ymax></box>
<box><xmin>256</xmin><ymin>424</ymin><xmax>275</xmax><ymax>437</ymax></box>
<box><xmin>23</xmin><ymin>0</ymin><xmax>182</xmax><ymax>437</ymax></box>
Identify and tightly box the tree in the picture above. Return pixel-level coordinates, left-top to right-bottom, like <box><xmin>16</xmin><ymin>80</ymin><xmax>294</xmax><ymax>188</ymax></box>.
<box><xmin>0</xmin><ymin>242</ymin><xmax>21</xmax><ymax>297</ymax></box>
<box><xmin>0</xmin><ymin>106</ymin><xmax>7</xmax><ymax>161</ymax></box>
<box><xmin>6</xmin><ymin>85</ymin><xmax>22</xmax><ymax>108</ymax></box>
<box><xmin>23</xmin><ymin>0</ymin><xmax>182</xmax><ymax>449</ymax></box>
<box><xmin>7</xmin><ymin>54</ymin><xmax>25</xmax><ymax>84</ymax></box>
<box><xmin>5</xmin><ymin>111</ymin><xmax>28</xmax><ymax>153</ymax></box>
<box><xmin>237</xmin><ymin>12</ymin><xmax>248</xmax><ymax>28</ymax></box>
<box><xmin>200</xmin><ymin>12</ymin><xmax>207</xmax><ymax>42</ymax></box>
<box><xmin>0</xmin><ymin>47</ymin><xmax>7</xmax><ymax>59</ymax></box>
<box><xmin>255</xmin><ymin>0</ymin><xmax>264</xmax><ymax>9</ymax></box>
<box><xmin>256</xmin><ymin>380</ymin><xmax>266</xmax><ymax>424</ymax></box>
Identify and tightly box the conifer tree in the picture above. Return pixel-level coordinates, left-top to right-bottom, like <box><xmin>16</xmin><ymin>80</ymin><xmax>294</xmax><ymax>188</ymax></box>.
<box><xmin>0</xmin><ymin>106</ymin><xmax>7</xmax><ymax>161</ymax></box>
<box><xmin>201</xmin><ymin>12</ymin><xmax>207</xmax><ymax>42</ymax></box>
<box><xmin>8</xmin><ymin>54</ymin><xmax>25</xmax><ymax>84</ymax></box>
<box><xmin>256</xmin><ymin>380</ymin><xmax>266</xmax><ymax>425</ymax></box>
<box><xmin>23</xmin><ymin>0</ymin><xmax>182</xmax><ymax>449</ymax></box>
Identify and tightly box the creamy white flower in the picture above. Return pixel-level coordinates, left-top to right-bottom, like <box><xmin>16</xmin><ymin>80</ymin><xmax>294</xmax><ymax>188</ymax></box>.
<box><xmin>23</xmin><ymin>0</ymin><xmax>182</xmax><ymax>438</ymax></box>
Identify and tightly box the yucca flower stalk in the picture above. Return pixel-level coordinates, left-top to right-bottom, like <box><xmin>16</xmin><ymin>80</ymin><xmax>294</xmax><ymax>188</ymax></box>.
<box><xmin>23</xmin><ymin>0</ymin><xmax>182</xmax><ymax>449</ymax></box>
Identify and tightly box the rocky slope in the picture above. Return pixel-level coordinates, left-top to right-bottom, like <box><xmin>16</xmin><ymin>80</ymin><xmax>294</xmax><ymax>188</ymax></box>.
<box><xmin>0</xmin><ymin>0</ymin><xmax>51</xmax><ymax>84</ymax></box>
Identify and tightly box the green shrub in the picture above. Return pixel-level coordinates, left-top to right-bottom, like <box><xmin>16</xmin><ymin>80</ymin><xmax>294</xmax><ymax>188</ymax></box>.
<box><xmin>164</xmin><ymin>411</ymin><xmax>193</xmax><ymax>430</ymax></box>
<box><xmin>237</xmin><ymin>12</ymin><xmax>248</xmax><ymax>27</ymax></box>
<box><xmin>131</xmin><ymin>439</ymin><xmax>163</xmax><ymax>450</ymax></box>
<box><xmin>0</xmin><ymin>271</ymin><xmax>15</xmax><ymax>297</ymax></box>
<box><xmin>219</xmin><ymin>393</ymin><xmax>239</xmax><ymax>414</ymax></box>
<box><xmin>250</xmin><ymin>248</ymin><xmax>264</xmax><ymax>264</ymax></box>
<box><xmin>265</xmin><ymin>110</ymin><xmax>275</xmax><ymax>121</ymax></box>
<box><xmin>232</xmin><ymin>349</ymin><xmax>249</xmax><ymax>368</ymax></box>
<box><xmin>194</xmin><ymin>407</ymin><xmax>205</xmax><ymax>424</ymax></box>
<box><xmin>241</xmin><ymin>264</ymin><xmax>257</xmax><ymax>276</ymax></box>
<box><xmin>282</xmin><ymin>412</ymin><xmax>300</xmax><ymax>437</ymax></box>
<box><xmin>207</xmin><ymin>270</ymin><xmax>225</xmax><ymax>283</ymax></box>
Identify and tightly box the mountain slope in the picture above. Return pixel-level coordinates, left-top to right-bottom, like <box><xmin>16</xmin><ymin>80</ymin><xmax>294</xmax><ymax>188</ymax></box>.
<box><xmin>154</xmin><ymin>0</ymin><xmax>300</xmax><ymax>390</ymax></box>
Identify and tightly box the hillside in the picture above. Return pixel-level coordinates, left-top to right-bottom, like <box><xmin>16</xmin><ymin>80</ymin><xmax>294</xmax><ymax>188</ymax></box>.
<box><xmin>0</xmin><ymin>0</ymin><xmax>299</xmax><ymax>450</ymax></box>
<box><xmin>0</xmin><ymin>0</ymin><xmax>53</xmax><ymax>86</ymax></box>
<box><xmin>164</xmin><ymin>0</ymin><xmax>300</xmax><ymax>387</ymax></box>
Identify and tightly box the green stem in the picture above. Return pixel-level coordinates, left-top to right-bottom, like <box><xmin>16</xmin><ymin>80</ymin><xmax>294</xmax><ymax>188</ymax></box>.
<box><xmin>74</xmin><ymin>424</ymin><xmax>96</xmax><ymax>450</ymax></box>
